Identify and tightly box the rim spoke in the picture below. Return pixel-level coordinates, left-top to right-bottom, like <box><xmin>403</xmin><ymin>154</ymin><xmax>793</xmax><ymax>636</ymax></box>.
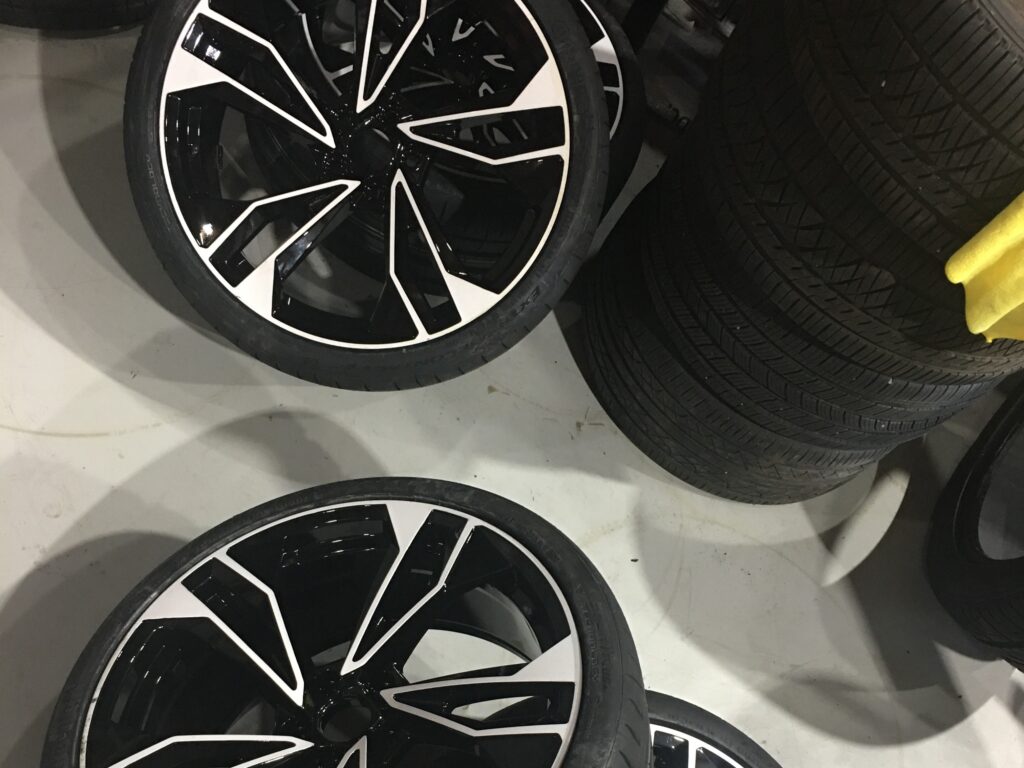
<box><xmin>195</xmin><ymin>180</ymin><xmax>359</xmax><ymax>263</ymax></box>
<box><xmin>338</xmin><ymin>736</ymin><xmax>368</xmax><ymax>768</ymax></box>
<box><xmin>207</xmin><ymin>180</ymin><xmax>359</xmax><ymax>318</ymax></box>
<box><xmin>106</xmin><ymin>735</ymin><xmax>312</xmax><ymax>768</ymax></box>
<box><xmin>341</xmin><ymin>504</ymin><xmax>474</xmax><ymax>675</ymax></box>
<box><xmin>378</xmin><ymin>708</ymin><xmax>564</xmax><ymax>768</ymax></box>
<box><xmin>380</xmin><ymin>637</ymin><xmax>575</xmax><ymax>738</ymax></box>
<box><xmin>357</xmin><ymin>0</ymin><xmax>429</xmax><ymax>113</ymax></box>
<box><xmin>390</xmin><ymin>170</ymin><xmax>500</xmax><ymax>334</ymax></box>
<box><xmin>166</xmin><ymin>0</ymin><xmax>335</xmax><ymax>147</ymax></box>
<box><xmin>277</xmin><ymin>1</ymin><xmax>356</xmax><ymax>98</ymax></box>
<box><xmin>397</xmin><ymin>59</ymin><xmax>568</xmax><ymax>165</ymax></box>
<box><xmin>143</xmin><ymin>554</ymin><xmax>306</xmax><ymax>707</ymax></box>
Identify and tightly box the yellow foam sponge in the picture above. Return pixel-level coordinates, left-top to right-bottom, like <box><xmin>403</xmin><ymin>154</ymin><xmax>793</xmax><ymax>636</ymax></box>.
<box><xmin>946</xmin><ymin>191</ymin><xmax>1024</xmax><ymax>342</ymax></box>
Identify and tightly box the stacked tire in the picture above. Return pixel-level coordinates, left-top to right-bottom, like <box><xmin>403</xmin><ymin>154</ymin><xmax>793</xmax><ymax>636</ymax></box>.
<box><xmin>583</xmin><ymin>0</ymin><xmax>1024</xmax><ymax>504</ymax></box>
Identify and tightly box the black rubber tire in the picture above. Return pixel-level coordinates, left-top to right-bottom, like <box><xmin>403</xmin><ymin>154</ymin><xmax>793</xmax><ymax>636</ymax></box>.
<box><xmin>0</xmin><ymin>0</ymin><xmax>154</xmax><ymax>29</ymax></box>
<box><xmin>125</xmin><ymin>0</ymin><xmax>609</xmax><ymax>391</ymax></box>
<box><xmin>648</xmin><ymin>691</ymin><xmax>783</xmax><ymax>768</ymax></box>
<box><xmin>786</xmin><ymin>0</ymin><xmax>1024</xmax><ymax>258</ymax></box>
<box><xmin>582</xmin><ymin>200</ymin><xmax>884</xmax><ymax>505</ymax></box>
<box><xmin>572</xmin><ymin>0</ymin><xmax>646</xmax><ymax>207</ymax></box>
<box><xmin>643</xmin><ymin>150</ymin><xmax>991</xmax><ymax>452</ymax></box>
<box><xmin>43</xmin><ymin>479</ymin><xmax>650</xmax><ymax>768</ymax></box>
<box><xmin>694</xmin><ymin>0</ymin><xmax>1024</xmax><ymax>383</ymax></box>
<box><xmin>928</xmin><ymin>384</ymin><xmax>1024</xmax><ymax>671</ymax></box>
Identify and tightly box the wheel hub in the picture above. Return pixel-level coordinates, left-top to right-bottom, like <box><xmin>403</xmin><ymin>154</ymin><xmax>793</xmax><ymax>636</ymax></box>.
<box><xmin>318</xmin><ymin>690</ymin><xmax>380</xmax><ymax>744</ymax></box>
<box><xmin>323</xmin><ymin>93</ymin><xmax>408</xmax><ymax>185</ymax></box>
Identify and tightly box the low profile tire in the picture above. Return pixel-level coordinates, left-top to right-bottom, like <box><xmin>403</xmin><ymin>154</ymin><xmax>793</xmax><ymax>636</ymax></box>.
<box><xmin>125</xmin><ymin>0</ymin><xmax>608</xmax><ymax>390</ymax></box>
<box><xmin>0</xmin><ymin>0</ymin><xmax>154</xmax><ymax>29</ymax></box>
<box><xmin>928</xmin><ymin>384</ymin><xmax>1024</xmax><ymax>670</ymax></box>
<box><xmin>648</xmin><ymin>691</ymin><xmax>782</xmax><ymax>768</ymax></box>
<box><xmin>43</xmin><ymin>479</ymin><xmax>649</xmax><ymax>768</ymax></box>
<box><xmin>570</xmin><ymin>0</ymin><xmax>645</xmax><ymax>207</ymax></box>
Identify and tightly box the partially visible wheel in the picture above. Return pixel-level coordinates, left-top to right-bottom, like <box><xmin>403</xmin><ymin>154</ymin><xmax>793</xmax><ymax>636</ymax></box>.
<box><xmin>649</xmin><ymin>691</ymin><xmax>783</xmax><ymax>768</ymax></box>
<box><xmin>0</xmin><ymin>0</ymin><xmax>154</xmax><ymax>29</ymax></box>
<box><xmin>43</xmin><ymin>479</ymin><xmax>649</xmax><ymax>768</ymax></box>
<box><xmin>928</xmin><ymin>383</ymin><xmax>1024</xmax><ymax>670</ymax></box>
<box><xmin>125</xmin><ymin>0</ymin><xmax>608</xmax><ymax>390</ymax></box>
<box><xmin>570</xmin><ymin>0</ymin><xmax>645</xmax><ymax>206</ymax></box>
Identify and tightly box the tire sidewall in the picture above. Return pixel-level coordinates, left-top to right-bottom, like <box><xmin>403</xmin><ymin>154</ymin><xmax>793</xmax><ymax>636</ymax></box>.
<box><xmin>43</xmin><ymin>478</ymin><xmax>640</xmax><ymax>768</ymax></box>
<box><xmin>124</xmin><ymin>0</ymin><xmax>609</xmax><ymax>390</ymax></box>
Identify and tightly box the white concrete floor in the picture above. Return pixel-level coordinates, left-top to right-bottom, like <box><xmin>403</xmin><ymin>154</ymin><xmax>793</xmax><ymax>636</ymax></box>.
<box><xmin>1</xmin><ymin>24</ymin><xmax>1023</xmax><ymax>768</ymax></box>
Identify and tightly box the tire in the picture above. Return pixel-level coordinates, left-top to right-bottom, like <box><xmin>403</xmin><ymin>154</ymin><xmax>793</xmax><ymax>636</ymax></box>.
<box><xmin>125</xmin><ymin>0</ymin><xmax>609</xmax><ymax>391</ymax></box>
<box><xmin>571</xmin><ymin>0</ymin><xmax>646</xmax><ymax>207</ymax></box>
<box><xmin>695</xmin><ymin>0</ymin><xmax>1024</xmax><ymax>382</ymax></box>
<box><xmin>786</xmin><ymin>0</ymin><xmax>1024</xmax><ymax>257</ymax></box>
<box><xmin>582</xmin><ymin>199</ymin><xmax>884</xmax><ymax>505</ymax></box>
<box><xmin>928</xmin><ymin>384</ymin><xmax>1024</xmax><ymax>670</ymax></box>
<box><xmin>644</xmin><ymin>150</ymin><xmax>991</xmax><ymax>451</ymax></box>
<box><xmin>648</xmin><ymin>691</ymin><xmax>783</xmax><ymax>768</ymax></box>
<box><xmin>43</xmin><ymin>479</ymin><xmax>650</xmax><ymax>768</ymax></box>
<box><xmin>0</xmin><ymin>0</ymin><xmax>154</xmax><ymax>29</ymax></box>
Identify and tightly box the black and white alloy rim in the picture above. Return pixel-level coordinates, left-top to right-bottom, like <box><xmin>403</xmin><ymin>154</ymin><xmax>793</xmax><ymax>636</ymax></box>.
<box><xmin>652</xmin><ymin>723</ymin><xmax>751</xmax><ymax>768</ymax></box>
<box><xmin>571</xmin><ymin>0</ymin><xmax>624</xmax><ymax>138</ymax></box>
<box><xmin>78</xmin><ymin>498</ymin><xmax>582</xmax><ymax>767</ymax></box>
<box><xmin>158</xmin><ymin>0</ymin><xmax>575</xmax><ymax>349</ymax></box>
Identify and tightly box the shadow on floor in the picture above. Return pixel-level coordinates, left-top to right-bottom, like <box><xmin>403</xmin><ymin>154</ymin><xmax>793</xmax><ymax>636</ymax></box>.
<box><xmin>0</xmin><ymin>409</ymin><xmax>383</xmax><ymax>768</ymax></box>
<box><xmin>631</xmin><ymin>423</ymin><xmax>1018</xmax><ymax>746</ymax></box>
<box><xmin>0</xmin><ymin>532</ymin><xmax>187</xmax><ymax>768</ymax></box>
<box><xmin>0</xmin><ymin>28</ymin><xmax>281</xmax><ymax>422</ymax></box>
<box><xmin>35</xmin><ymin>26</ymin><xmax>206</xmax><ymax>328</ymax></box>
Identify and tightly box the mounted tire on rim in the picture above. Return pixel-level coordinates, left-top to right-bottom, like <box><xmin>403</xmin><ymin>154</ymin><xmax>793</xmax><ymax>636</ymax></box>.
<box><xmin>125</xmin><ymin>0</ymin><xmax>608</xmax><ymax>390</ymax></box>
<box><xmin>43</xmin><ymin>479</ymin><xmax>649</xmax><ymax>768</ymax></box>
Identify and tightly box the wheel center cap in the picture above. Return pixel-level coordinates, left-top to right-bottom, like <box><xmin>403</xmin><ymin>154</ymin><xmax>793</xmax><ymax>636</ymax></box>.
<box><xmin>348</xmin><ymin>126</ymin><xmax>397</xmax><ymax>177</ymax></box>
<box><xmin>319</xmin><ymin>693</ymin><xmax>379</xmax><ymax>744</ymax></box>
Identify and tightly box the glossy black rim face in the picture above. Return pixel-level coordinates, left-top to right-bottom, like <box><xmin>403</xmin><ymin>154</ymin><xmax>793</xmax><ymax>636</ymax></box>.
<box><xmin>159</xmin><ymin>0</ymin><xmax>573</xmax><ymax>349</ymax></box>
<box><xmin>80</xmin><ymin>500</ymin><xmax>582</xmax><ymax>768</ymax></box>
<box><xmin>570</xmin><ymin>0</ymin><xmax>624</xmax><ymax>137</ymax></box>
<box><xmin>651</xmin><ymin>724</ymin><xmax>751</xmax><ymax>768</ymax></box>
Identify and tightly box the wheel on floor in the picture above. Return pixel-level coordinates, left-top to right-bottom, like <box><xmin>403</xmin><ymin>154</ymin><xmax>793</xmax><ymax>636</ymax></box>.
<box><xmin>124</xmin><ymin>0</ymin><xmax>610</xmax><ymax>390</ymax></box>
<box><xmin>43</xmin><ymin>478</ymin><xmax>650</xmax><ymax>768</ymax></box>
